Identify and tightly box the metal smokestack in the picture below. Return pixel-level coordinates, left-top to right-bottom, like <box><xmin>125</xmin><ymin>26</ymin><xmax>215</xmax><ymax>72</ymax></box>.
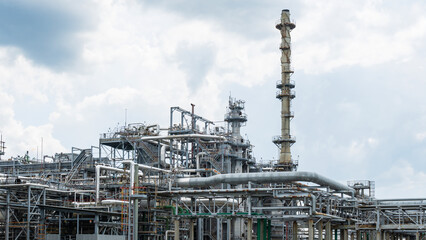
<box><xmin>273</xmin><ymin>9</ymin><xmax>297</xmax><ymax>171</ymax></box>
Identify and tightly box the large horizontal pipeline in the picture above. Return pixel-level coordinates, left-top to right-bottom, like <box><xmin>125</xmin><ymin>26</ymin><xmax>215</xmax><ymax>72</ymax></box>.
<box><xmin>175</xmin><ymin>171</ymin><xmax>354</xmax><ymax>194</ymax></box>
<box><xmin>134</xmin><ymin>134</ymin><xmax>226</xmax><ymax>141</ymax></box>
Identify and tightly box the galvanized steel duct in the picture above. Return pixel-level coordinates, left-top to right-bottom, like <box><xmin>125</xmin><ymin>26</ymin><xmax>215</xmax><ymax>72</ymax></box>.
<box><xmin>175</xmin><ymin>171</ymin><xmax>354</xmax><ymax>194</ymax></box>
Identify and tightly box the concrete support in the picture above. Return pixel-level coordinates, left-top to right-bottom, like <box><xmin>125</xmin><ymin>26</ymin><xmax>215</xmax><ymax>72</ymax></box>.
<box><xmin>174</xmin><ymin>220</ymin><xmax>180</xmax><ymax>240</ymax></box>
<box><xmin>376</xmin><ymin>231</ymin><xmax>382</xmax><ymax>240</ymax></box>
<box><xmin>189</xmin><ymin>220</ymin><xmax>194</xmax><ymax>240</ymax></box>
<box><xmin>416</xmin><ymin>232</ymin><xmax>420</xmax><ymax>240</ymax></box>
<box><xmin>357</xmin><ymin>231</ymin><xmax>361</xmax><ymax>240</ymax></box>
<box><xmin>344</xmin><ymin>229</ymin><xmax>349</xmax><ymax>240</ymax></box>
<box><xmin>293</xmin><ymin>221</ymin><xmax>298</xmax><ymax>240</ymax></box>
<box><xmin>351</xmin><ymin>232</ymin><xmax>355</xmax><ymax>240</ymax></box>
<box><xmin>247</xmin><ymin>218</ymin><xmax>253</xmax><ymax>240</ymax></box>
<box><xmin>326</xmin><ymin>222</ymin><xmax>332</xmax><ymax>240</ymax></box>
<box><xmin>318</xmin><ymin>221</ymin><xmax>324</xmax><ymax>240</ymax></box>
<box><xmin>308</xmin><ymin>219</ymin><xmax>314</xmax><ymax>240</ymax></box>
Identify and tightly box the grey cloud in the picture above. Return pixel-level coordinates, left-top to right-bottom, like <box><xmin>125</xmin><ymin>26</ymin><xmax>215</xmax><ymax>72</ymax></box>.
<box><xmin>175</xmin><ymin>43</ymin><xmax>216</xmax><ymax>92</ymax></box>
<box><xmin>140</xmin><ymin>0</ymin><xmax>302</xmax><ymax>39</ymax></box>
<box><xmin>0</xmin><ymin>1</ymin><xmax>97</xmax><ymax>70</ymax></box>
<box><xmin>291</xmin><ymin>60</ymin><xmax>426</xmax><ymax>186</ymax></box>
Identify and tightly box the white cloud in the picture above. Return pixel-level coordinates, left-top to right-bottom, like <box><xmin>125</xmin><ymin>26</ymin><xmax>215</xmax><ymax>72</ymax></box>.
<box><xmin>0</xmin><ymin>0</ymin><xmax>280</xmax><ymax>157</ymax></box>
<box><xmin>0</xmin><ymin>88</ymin><xmax>66</xmax><ymax>158</ymax></box>
<box><xmin>294</xmin><ymin>0</ymin><xmax>426</xmax><ymax>73</ymax></box>
<box><xmin>1</xmin><ymin>0</ymin><xmax>426</xmax><ymax>200</ymax></box>
<box><xmin>415</xmin><ymin>132</ymin><xmax>426</xmax><ymax>141</ymax></box>
<box><xmin>376</xmin><ymin>161</ymin><xmax>426</xmax><ymax>198</ymax></box>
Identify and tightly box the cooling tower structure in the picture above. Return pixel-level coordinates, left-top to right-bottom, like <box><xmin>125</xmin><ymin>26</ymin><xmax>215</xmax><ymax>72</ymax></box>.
<box><xmin>274</xmin><ymin>9</ymin><xmax>297</xmax><ymax>171</ymax></box>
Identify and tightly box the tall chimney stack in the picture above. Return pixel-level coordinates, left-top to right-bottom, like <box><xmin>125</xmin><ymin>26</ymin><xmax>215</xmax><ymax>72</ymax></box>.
<box><xmin>273</xmin><ymin>9</ymin><xmax>297</xmax><ymax>171</ymax></box>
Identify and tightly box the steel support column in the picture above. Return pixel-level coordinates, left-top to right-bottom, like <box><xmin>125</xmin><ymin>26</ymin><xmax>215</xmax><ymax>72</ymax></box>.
<box><xmin>6</xmin><ymin>189</ymin><xmax>10</xmax><ymax>240</ymax></box>
<box><xmin>27</xmin><ymin>186</ymin><xmax>31</xmax><ymax>240</ymax></box>
<box><xmin>293</xmin><ymin>221</ymin><xmax>298</xmax><ymax>240</ymax></box>
<box><xmin>326</xmin><ymin>222</ymin><xmax>332</xmax><ymax>240</ymax></box>
<box><xmin>308</xmin><ymin>219</ymin><xmax>314</xmax><ymax>240</ymax></box>
<box><xmin>318</xmin><ymin>221</ymin><xmax>324</xmax><ymax>240</ymax></box>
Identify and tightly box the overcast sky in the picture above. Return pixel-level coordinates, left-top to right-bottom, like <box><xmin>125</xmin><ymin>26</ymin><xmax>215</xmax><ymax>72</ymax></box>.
<box><xmin>1</xmin><ymin>0</ymin><xmax>426</xmax><ymax>199</ymax></box>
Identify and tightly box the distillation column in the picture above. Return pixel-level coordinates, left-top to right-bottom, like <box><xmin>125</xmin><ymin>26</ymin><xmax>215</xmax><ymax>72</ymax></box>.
<box><xmin>273</xmin><ymin>9</ymin><xmax>297</xmax><ymax>171</ymax></box>
<box><xmin>224</xmin><ymin>97</ymin><xmax>249</xmax><ymax>173</ymax></box>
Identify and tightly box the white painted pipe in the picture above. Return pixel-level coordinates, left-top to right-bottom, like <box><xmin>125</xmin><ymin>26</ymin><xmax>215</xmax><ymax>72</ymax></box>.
<box><xmin>137</xmin><ymin>162</ymin><xmax>171</xmax><ymax>173</ymax></box>
<box><xmin>179</xmin><ymin>168</ymin><xmax>220</xmax><ymax>175</ymax></box>
<box><xmin>72</xmin><ymin>202</ymin><xmax>97</xmax><ymax>207</ymax></box>
<box><xmin>101</xmin><ymin>200</ymin><xmax>129</xmax><ymax>205</ymax></box>
<box><xmin>195</xmin><ymin>152</ymin><xmax>206</xmax><ymax>172</ymax></box>
<box><xmin>124</xmin><ymin>160</ymin><xmax>169</xmax><ymax>174</ymax></box>
<box><xmin>175</xmin><ymin>171</ymin><xmax>354</xmax><ymax>194</ymax></box>
<box><xmin>161</xmin><ymin>145</ymin><xmax>166</xmax><ymax>164</ymax></box>
<box><xmin>165</xmin><ymin>230</ymin><xmax>174</xmax><ymax>239</ymax></box>
<box><xmin>137</xmin><ymin>134</ymin><xmax>225</xmax><ymax>141</ymax></box>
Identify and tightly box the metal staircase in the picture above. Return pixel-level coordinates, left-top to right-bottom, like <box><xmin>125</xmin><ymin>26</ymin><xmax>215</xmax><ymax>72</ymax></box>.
<box><xmin>64</xmin><ymin>149</ymin><xmax>92</xmax><ymax>184</ymax></box>
<box><xmin>196</xmin><ymin>139</ymin><xmax>223</xmax><ymax>173</ymax></box>
<box><xmin>137</xmin><ymin>142</ymin><xmax>159</xmax><ymax>164</ymax></box>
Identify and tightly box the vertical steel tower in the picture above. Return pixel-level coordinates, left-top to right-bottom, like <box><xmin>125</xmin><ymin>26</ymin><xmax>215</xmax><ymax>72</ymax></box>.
<box><xmin>273</xmin><ymin>9</ymin><xmax>297</xmax><ymax>171</ymax></box>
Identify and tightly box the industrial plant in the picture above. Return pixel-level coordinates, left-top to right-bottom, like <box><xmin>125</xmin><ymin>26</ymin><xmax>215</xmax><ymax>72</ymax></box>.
<box><xmin>0</xmin><ymin>9</ymin><xmax>425</xmax><ymax>240</ymax></box>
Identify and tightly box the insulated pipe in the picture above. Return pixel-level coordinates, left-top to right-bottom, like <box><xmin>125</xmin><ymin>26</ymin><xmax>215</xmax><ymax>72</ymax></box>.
<box><xmin>138</xmin><ymin>163</ymin><xmax>171</xmax><ymax>173</ymax></box>
<box><xmin>175</xmin><ymin>171</ymin><xmax>354</xmax><ymax>194</ymax></box>
<box><xmin>161</xmin><ymin>145</ymin><xmax>166</xmax><ymax>164</ymax></box>
<box><xmin>72</xmin><ymin>202</ymin><xmax>97</xmax><ymax>207</ymax></box>
<box><xmin>101</xmin><ymin>200</ymin><xmax>129</xmax><ymax>205</ymax></box>
<box><xmin>123</xmin><ymin>160</ymin><xmax>171</xmax><ymax>174</ymax></box>
<box><xmin>179</xmin><ymin>168</ymin><xmax>220</xmax><ymax>175</ymax></box>
<box><xmin>135</xmin><ymin>134</ymin><xmax>226</xmax><ymax>141</ymax></box>
<box><xmin>195</xmin><ymin>152</ymin><xmax>207</xmax><ymax>176</ymax></box>
<box><xmin>165</xmin><ymin>230</ymin><xmax>174</xmax><ymax>239</ymax></box>
<box><xmin>0</xmin><ymin>178</ymin><xmax>25</xmax><ymax>184</ymax></box>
